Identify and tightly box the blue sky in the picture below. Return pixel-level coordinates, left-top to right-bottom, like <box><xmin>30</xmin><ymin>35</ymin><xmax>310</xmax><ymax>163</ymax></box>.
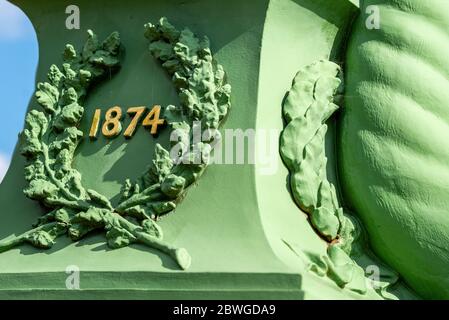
<box><xmin>0</xmin><ymin>0</ymin><xmax>38</xmax><ymax>181</ymax></box>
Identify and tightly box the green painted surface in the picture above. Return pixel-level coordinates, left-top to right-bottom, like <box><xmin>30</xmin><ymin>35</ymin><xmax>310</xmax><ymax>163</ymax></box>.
<box><xmin>340</xmin><ymin>0</ymin><xmax>449</xmax><ymax>299</ymax></box>
<box><xmin>0</xmin><ymin>0</ymin><xmax>291</xmax><ymax>298</ymax></box>
<box><xmin>0</xmin><ymin>0</ymin><xmax>429</xmax><ymax>300</ymax></box>
<box><xmin>258</xmin><ymin>0</ymin><xmax>417</xmax><ymax>300</ymax></box>
<box><xmin>0</xmin><ymin>0</ymin><xmax>312</xmax><ymax>299</ymax></box>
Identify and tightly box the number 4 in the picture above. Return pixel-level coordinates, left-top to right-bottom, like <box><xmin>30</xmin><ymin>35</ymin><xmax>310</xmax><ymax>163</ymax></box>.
<box><xmin>143</xmin><ymin>105</ymin><xmax>165</xmax><ymax>135</ymax></box>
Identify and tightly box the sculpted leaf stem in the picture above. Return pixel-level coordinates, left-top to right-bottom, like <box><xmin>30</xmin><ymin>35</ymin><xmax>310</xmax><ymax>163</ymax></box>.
<box><xmin>41</xmin><ymin>144</ymin><xmax>82</xmax><ymax>203</ymax></box>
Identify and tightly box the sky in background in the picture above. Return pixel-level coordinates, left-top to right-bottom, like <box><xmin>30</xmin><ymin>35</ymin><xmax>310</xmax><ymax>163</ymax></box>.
<box><xmin>0</xmin><ymin>0</ymin><xmax>38</xmax><ymax>182</ymax></box>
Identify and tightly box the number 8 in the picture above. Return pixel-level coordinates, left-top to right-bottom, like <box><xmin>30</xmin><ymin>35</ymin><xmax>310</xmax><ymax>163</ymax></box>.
<box><xmin>102</xmin><ymin>106</ymin><xmax>122</xmax><ymax>138</ymax></box>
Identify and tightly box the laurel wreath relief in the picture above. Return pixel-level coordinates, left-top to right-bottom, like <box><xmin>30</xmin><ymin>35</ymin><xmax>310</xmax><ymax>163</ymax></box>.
<box><xmin>280</xmin><ymin>61</ymin><xmax>399</xmax><ymax>296</ymax></box>
<box><xmin>0</xmin><ymin>18</ymin><xmax>231</xmax><ymax>270</ymax></box>
<box><xmin>279</xmin><ymin>60</ymin><xmax>368</xmax><ymax>293</ymax></box>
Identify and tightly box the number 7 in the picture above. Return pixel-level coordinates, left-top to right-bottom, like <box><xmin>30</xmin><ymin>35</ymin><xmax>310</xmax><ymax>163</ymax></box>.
<box><xmin>124</xmin><ymin>106</ymin><xmax>146</xmax><ymax>138</ymax></box>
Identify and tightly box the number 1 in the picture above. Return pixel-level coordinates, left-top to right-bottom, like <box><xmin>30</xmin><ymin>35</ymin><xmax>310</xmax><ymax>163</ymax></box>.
<box><xmin>89</xmin><ymin>109</ymin><xmax>101</xmax><ymax>140</ymax></box>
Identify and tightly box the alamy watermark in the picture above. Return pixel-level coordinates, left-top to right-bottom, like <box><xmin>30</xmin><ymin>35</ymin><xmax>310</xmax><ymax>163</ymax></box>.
<box><xmin>65</xmin><ymin>5</ymin><xmax>80</xmax><ymax>30</ymax></box>
<box><xmin>169</xmin><ymin>122</ymin><xmax>280</xmax><ymax>176</ymax></box>
<box><xmin>365</xmin><ymin>5</ymin><xmax>381</xmax><ymax>30</ymax></box>
<box><xmin>65</xmin><ymin>265</ymin><xmax>80</xmax><ymax>290</ymax></box>
<box><xmin>365</xmin><ymin>264</ymin><xmax>382</xmax><ymax>290</ymax></box>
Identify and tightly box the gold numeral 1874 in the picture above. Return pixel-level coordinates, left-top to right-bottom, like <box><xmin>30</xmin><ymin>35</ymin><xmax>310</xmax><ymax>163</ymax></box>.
<box><xmin>89</xmin><ymin>105</ymin><xmax>165</xmax><ymax>140</ymax></box>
